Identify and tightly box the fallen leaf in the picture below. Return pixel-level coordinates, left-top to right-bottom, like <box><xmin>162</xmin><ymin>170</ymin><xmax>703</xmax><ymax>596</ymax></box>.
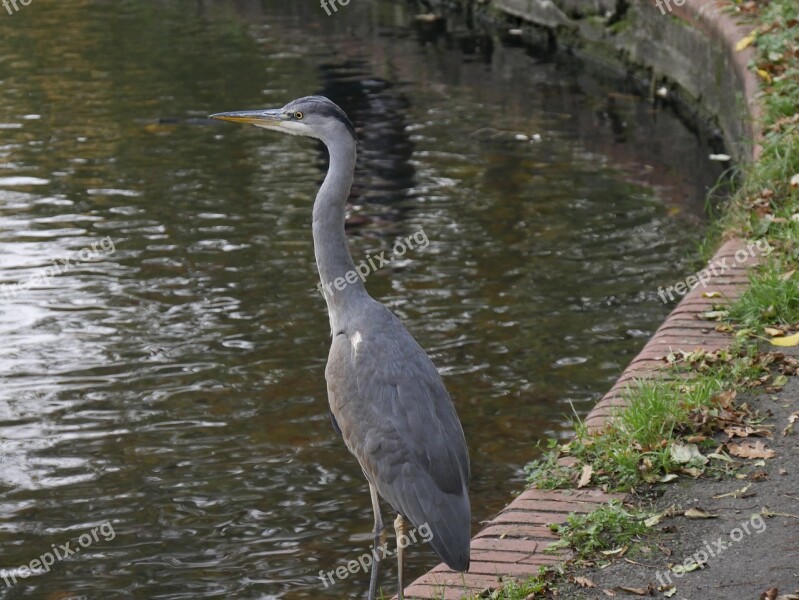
<box><xmin>644</xmin><ymin>513</ymin><xmax>663</xmax><ymax>527</ymax></box>
<box><xmin>765</xmin><ymin>327</ymin><xmax>785</xmax><ymax>336</ymax></box>
<box><xmin>670</xmin><ymin>442</ymin><xmax>709</xmax><ymax>466</ymax></box>
<box><xmin>615</xmin><ymin>586</ymin><xmax>650</xmax><ymax>596</ymax></box>
<box><xmin>600</xmin><ymin>546</ymin><xmax>628</xmax><ymax>557</ymax></box>
<box><xmin>708</xmin><ymin>452</ymin><xmax>733</xmax><ymax>462</ymax></box>
<box><xmin>659</xmin><ymin>473</ymin><xmax>679</xmax><ymax>483</ymax></box>
<box><xmin>736</xmin><ymin>32</ymin><xmax>757</xmax><ymax>51</ymax></box>
<box><xmin>663</xmin><ymin>587</ymin><xmax>677</xmax><ymax>598</ymax></box>
<box><xmin>713</xmin><ymin>484</ymin><xmax>753</xmax><ymax>499</ymax></box>
<box><xmin>779</xmin><ymin>468</ymin><xmax>788</xmax><ymax>475</ymax></box>
<box><xmin>771</xmin><ymin>332</ymin><xmax>799</xmax><ymax>347</ymax></box>
<box><xmin>700</xmin><ymin>310</ymin><xmax>729</xmax><ymax>320</ymax></box>
<box><xmin>712</xmin><ymin>389</ymin><xmax>737</xmax><ymax>408</ymax></box>
<box><xmin>601</xmin><ymin>590</ymin><xmax>617</xmax><ymax>597</ymax></box>
<box><xmin>680</xmin><ymin>467</ymin><xmax>704</xmax><ymax>478</ymax></box>
<box><xmin>784</xmin><ymin>412</ymin><xmax>799</xmax><ymax>436</ymax></box>
<box><xmin>761</xmin><ymin>588</ymin><xmax>779</xmax><ymax>600</ymax></box>
<box><xmin>671</xmin><ymin>561</ymin><xmax>703</xmax><ymax>574</ymax></box>
<box><xmin>728</xmin><ymin>440</ymin><xmax>777</xmax><ymax>459</ymax></box>
<box><xmin>791</xmin><ymin>173</ymin><xmax>799</xmax><ymax>188</ymax></box>
<box><xmin>578</xmin><ymin>464</ymin><xmax>593</xmax><ymax>488</ymax></box>
<box><xmin>573</xmin><ymin>576</ymin><xmax>596</xmax><ymax>588</ymax></box>
<box><xmin>724</xmin><ymin>425</ymin><xmax>773</xmax><ymax>439</ymax></box>
<box><xmin>773</xmin><ymin>374</ymin><xmax>789</xmax><ymax>388</ymax></box>
<box><xmin>684</xmin><ymin>507</ymin><xmax>717</xmax><ymax>519</ymax></box>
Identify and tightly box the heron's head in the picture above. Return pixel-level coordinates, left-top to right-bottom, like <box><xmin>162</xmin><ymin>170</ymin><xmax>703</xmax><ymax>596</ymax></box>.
<box><xmin>210</xmin><ymin>96</ymin><xmax>356</xmax><ymax>144</ymax></box>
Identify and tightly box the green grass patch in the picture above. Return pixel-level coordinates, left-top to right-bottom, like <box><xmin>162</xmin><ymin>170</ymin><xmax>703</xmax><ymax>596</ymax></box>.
<box><xmin>729</xmin><ymin>261</ymin><xmax>799</xmax><ymax>328</ymax></box>
<box><xmin>526</xmin><ymin>345</ymin><xmax>773</xmax><ymax>491</ymax></box>
<box><xmin>546</xmin><ymin>500</ymin><xmax>650</xmax><ymax>561</ymax></box>
<box><xmin>482</xmin><ymin>567</ymin><xmax>556</xmax><ymax>599</ymax></box>
<box><xmin>707</xmin><ymin>0</ymin><xmax>799</xmax><ymax>334</ymax></box>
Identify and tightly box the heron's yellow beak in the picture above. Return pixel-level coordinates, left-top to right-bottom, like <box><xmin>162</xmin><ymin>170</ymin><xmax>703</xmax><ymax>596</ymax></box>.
<box><xmin>209</xmin><ymin>109</ymin><xmax>288</xmax><ymax>126</ymax></box>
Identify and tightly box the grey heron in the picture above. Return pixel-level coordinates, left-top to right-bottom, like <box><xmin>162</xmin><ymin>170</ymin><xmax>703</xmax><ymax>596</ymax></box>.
<box><xmin>210</xmin><ymin>96</ymin><xmax>471</xmax><ymax>600</ymax></box>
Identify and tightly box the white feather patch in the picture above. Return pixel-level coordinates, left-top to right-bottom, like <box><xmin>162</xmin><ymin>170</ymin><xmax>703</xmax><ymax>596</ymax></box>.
<box><xmin>351</xmin><ymin>331</ymin><xmax>363</xmax><ymax>355</ymax></box>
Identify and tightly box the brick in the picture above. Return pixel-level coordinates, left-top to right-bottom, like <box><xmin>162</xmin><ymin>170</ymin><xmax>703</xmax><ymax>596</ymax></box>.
<box><xmin>473</xmin><ymin>524</ymin><xmax>557</xmax><ymax>540</ymax></box>
<box><xmin>515</xmin><ymin>488</ymin><xmax>621</xmax><ymax>503</ymax></box>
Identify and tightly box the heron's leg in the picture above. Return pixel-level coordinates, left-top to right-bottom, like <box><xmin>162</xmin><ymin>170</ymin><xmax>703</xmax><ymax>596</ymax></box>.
<box><xmin>367</xmin><ymin>483</ymin><xmax>383</xmax><ymax>600</ymax></box>
<box><xmin>394</xmin><ymin>514</ymin><xmax>407</xmax><ymax>600</ymax></box>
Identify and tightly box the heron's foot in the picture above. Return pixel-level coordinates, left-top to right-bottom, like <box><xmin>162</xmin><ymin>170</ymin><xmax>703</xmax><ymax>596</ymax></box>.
<box><xmin>380</xmin><ymin>524</ymin><xmax>389</xmax><ymax>549</ymax></box>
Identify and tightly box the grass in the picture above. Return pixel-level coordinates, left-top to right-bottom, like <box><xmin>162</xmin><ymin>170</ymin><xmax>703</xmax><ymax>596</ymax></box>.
<box><xmin>729</xmin><ymin>261</ymin><xmax>799</xmax><ymax>328</ymax></box>
<box><xmin>713</xmin><ymin>0</ymin><xmax>799</xmax><ymax>334</ymax></box>
<box><xmin>525</xmin><ymin>344</ymin><xmax>772</xmax><ymax>491</ymax></box>
<box><xmin>546</xmin><ymin>500</ymin><xmax>650</xmax><ymax>561</ymax></box>
<box><xmin>482</xmin><ymin>568</ymin><xmax>555</xmax><ymax>599</ymax></box>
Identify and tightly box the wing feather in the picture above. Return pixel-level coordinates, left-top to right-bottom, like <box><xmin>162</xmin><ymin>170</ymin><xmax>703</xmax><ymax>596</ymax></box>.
<box><xmin>326</xmin><ymin>303</ymin><xmax>470</xmax><ymax>570</ymax></box>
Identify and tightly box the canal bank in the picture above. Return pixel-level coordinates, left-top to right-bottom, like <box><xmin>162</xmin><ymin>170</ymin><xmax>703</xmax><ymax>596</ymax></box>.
<box><xmin>396</xmin><ymin>0</ymin><xmax>799</xmax><ymax>598</ymax></box>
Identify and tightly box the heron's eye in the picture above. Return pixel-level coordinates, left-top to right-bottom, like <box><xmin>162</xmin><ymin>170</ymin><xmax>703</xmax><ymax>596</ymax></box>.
<box><xmin>294</xmin><ymin>111</ymin><xmax>304</xmax><ymax>120</ymax></box>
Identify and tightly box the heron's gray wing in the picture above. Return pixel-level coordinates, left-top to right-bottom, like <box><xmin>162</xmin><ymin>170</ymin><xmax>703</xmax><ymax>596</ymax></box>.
<box><xmin>326</xmin><ymin>304</ymin><xmax>470</xmax><ymax>570</ymax></box>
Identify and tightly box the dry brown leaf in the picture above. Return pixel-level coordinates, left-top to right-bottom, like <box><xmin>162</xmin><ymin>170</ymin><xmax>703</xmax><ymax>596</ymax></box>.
<box><xmin>761</xmin><ymin>588</ymin><xmax>779</xmax><ymax>600</ymax></box>
<box><xmin>680</xmin><ymin>467</ymin><xmax>704</xmax><ymax>478</ymax></box>
<box><xmin>601</xmin><ymin>590</ymin><xmax>617</xmax><ymax>597</ymax></box>
<box><xmin>724</xmin><ymin>425</ymin><xmax>773</xmax><ymax>439</ymax></box>
<box><xmin>784</xmin><ymin>412</ymin><xmax>799</xmax><ymax>436</ymax></box>
<box><xmin>600</xmin><ymin>545</ymin><xmax>628</xmax><ymax>557</ymax></box>
<box><xmin>684</xmin><ymin>507</ymin><xmax>717</xmax><ymax>519</ymax></box>
<box><xmin>578</xmin><ymin>464</ymin><xmax>593</xmax><ymax>488</ymax></box>
<box><xmin>615</xmin><ymin>585</ymin><xmax>653</xmax><ymax>596</ymax></box>
<box><xmin>573</xmin><ymin>576</ymin><xmax>596</xmax><ymax>588</ymax></box>
<box><xmin>728</xmin><ymin>440</ymin><xmax>777</xmax><ymax>459</ymax></box>
<box><xmin>712</xmin><ymin>390</ymin><xmax>737</xmax><ymax>408</ymax></box>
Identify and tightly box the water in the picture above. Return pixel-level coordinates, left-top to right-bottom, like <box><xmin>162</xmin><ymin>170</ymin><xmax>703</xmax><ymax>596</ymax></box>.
<box><xmin>0</xmin><ymin>1</ymin><xmax>725</xmax><ymax>598</ymax></box>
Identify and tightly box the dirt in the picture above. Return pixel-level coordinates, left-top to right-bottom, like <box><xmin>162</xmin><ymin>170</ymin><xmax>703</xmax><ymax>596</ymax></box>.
<box><xmin>557</xmin><ymin>348</ymin><xmax>799</xmax><ymax>600</ymax></box>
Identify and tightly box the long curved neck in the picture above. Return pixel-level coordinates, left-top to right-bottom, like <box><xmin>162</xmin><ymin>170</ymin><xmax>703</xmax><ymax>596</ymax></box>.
<box><xmin>312</xmin><ymin>134</ymin><xmax>367</xmax><ymax>329</ymax></box>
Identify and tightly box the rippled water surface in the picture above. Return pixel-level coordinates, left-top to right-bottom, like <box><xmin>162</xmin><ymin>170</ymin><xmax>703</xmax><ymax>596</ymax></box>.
<box><xmin>0</xmin><ymin>1</ymin><xmax>725</xmax><ymax>598</ymax></box>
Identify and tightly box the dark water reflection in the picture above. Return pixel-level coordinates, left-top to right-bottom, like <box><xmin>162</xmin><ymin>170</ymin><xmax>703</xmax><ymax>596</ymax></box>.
<box><xmin>0</xmin><ymin>1</ymin><xmax>723</xmax><ymax>598</ymax></box>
